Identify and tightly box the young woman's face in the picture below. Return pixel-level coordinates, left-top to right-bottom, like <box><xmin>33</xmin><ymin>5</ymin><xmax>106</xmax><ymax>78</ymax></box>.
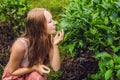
<box><xmin>44</xmin><ymin>11</ymin><xmax>56</xmax><ymax>34</ymax></box>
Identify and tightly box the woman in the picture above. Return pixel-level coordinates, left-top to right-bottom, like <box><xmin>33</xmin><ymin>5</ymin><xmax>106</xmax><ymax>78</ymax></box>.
<box><xmin>2</xmin><ymin>8</ymin><xmax>64</xmax><ymax>80</ymax></box>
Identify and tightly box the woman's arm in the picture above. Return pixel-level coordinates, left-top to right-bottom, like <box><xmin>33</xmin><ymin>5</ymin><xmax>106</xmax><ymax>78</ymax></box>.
<box><xmin>49</xmin><ymin>45</ymin><xmax>61</xmax><ymax>71</ymax></box>
<box><xmin>7</xmin><ymin>40</ymin><xmax>35</xmax><ymax>76</ymax></box>
<box><xmin>49</xmin><ymin>29</ymin><xmax>64</xmax><ymax>71</ymax></box>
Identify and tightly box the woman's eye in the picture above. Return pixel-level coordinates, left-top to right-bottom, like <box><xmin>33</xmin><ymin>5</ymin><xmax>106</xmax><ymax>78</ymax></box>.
<box><xmin>49</xmin><ymin>20</ymin><xmax>52</xmax><ymax>23</ymax></box>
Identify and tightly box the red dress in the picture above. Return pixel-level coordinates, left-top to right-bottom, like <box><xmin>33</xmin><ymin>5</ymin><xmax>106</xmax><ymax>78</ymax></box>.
<box><xmin>2</xmin><ymin>67</ymin><xmax>46</xmax><ymax>80</ymax></box>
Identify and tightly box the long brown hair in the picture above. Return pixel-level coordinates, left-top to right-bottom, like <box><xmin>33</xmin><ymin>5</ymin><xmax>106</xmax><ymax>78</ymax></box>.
<box><xmin>24</xmin><ymin>8</ymin><xmax>53</xmax><ymax>67</ymax></box>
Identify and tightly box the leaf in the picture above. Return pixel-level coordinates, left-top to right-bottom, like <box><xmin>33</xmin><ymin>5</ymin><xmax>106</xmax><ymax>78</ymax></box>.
<box><xmin>68</xmin><ymin>43</ymin><xmax>75</xmax><ymax>56</ymax></box>
<box><xmin>116</xmin><ymin>69</ymin><xmax>120</xmax><ymax>79</ymax></box>
<box><xmin>92</xmin><ymin>0</ymin><xmax>99</xmax><ymax>4</ymax></box>
<box><xmin>105</xmin><ymin>70</ymin><xmax>112</xmax><ymax>80</ymax></box>
<box><xmin>95</xmin><ymin>25</ymin><xmax>110</xmax><ymax>30</ymax></box>
<box><xmin>104</xmin><ymin>17</ymin><xmax>109</xmax><ymax>25</ymax></box>
<box><xmin>101</xmin><ymin>1</ymin><xmax>112</xmax><ymax>10</ymax></box>
<box><xmin>95</xmin><ymin>52</ymin><xmax>112</xmax><ymax>59</ymax></box>
<box><xmin>107</xmin><ymin>37</ymin><xmax>113</xmax><ymax>45</ymax></box>
<box><xmin>113</xmin><ymin>54</ymin><xmax>120</xmax><ymax>64</ymax></box>
<box><xmin>115</xmin><ymin>65</ymin><xmax>120</xmax><ymax>69</ymax></box>
<box><xmin>111</xmin><ymin>45</ymin><xmax>120</xmax><ymax>53</ymax></box>
<box><xmin>92</xmin><ymin>12</ymin><xmax>99</xmax><ymax>20</ymax></box>
<box><xmin>79</xmin><ymin>40</ymin><xmax>84</xmax><ymax>47</ymax></box>
<box><xmin>64</xmin><ymin>32</ymin><xmax>71</xmax><ymax>41</ymax></box>
<box><xmin>90</xmin><ymin>73</ymin><xmax>101</xmax><ymax>80</ymax></box>
<box><xmin>106</xmin><ymin>60</ymin><xmax>114</xmax><ymax>69</ymax></box>
<box><xmin>115</xmin><ymin>2</ymin><xmax>120</xmax><ymax>8</ymax></box>
<box><xmin>99</xmin><ymin>61</ymin><xmax>106</xmax><ymax>72</ymax></box>
<box><xmin>90</xmin><ymin>27</ymin><xmax>98</xmax><ymax>35</ymax></box>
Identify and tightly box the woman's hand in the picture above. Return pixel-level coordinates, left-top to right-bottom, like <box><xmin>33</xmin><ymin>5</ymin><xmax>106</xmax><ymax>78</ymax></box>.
<box><xmin>33</xmin><ymin>64</ymin><xmax>50</xmax><ymax>75</ymax></box>
<box><xmin>54</xmin><ymin>29</ymin><xmax>64</xmax><ymax>45</ymax></box>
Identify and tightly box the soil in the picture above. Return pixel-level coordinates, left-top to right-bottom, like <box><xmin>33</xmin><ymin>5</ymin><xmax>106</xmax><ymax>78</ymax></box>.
<box><xmin>0</xmin><ymin>24</ymin><xmax>17</xmax><ymax>66</ymax></box>
<box><xmin>59</xmin><ymin>49</ymin><xmax>98</xmax><ymax>80</ymax></box>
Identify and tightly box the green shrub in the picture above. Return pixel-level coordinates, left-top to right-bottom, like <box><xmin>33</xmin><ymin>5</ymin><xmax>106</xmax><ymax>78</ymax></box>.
<box><xmin>0</xmin><ymin>0</ymin><xmax>30</xmax><ymax>36</ymax></box>
<box><xmin>91</xmin><ymin>51</ymin><xmax>120</xmax><ymax>80</ymax></box>
<box><xmin>59</xmin><ymin>0</ymin><xmax>120</xmax><ymax>79</ymax></box>
<box><xmin>47</xmin><ymin>67</ymin><xmax>62</xmax><ymax>80</ymax></box>
<box><xmin>29</xmin><ymin>0</ymin><xmax>69</xmax><ymax>20</ymax></box>
<box><xmin>0</xmin><ymin>64</ymin><xmax>4</xmax><ymax>78</ymax></box>
<box><xmin>0</xmin><ymin>0</ymin><xmax>30</xmax><ymax>79</ymax></box>
<box><xmin>60</xmin><ymin>0</ymin><xmax>120</xmax><ymax>56</ymax></box>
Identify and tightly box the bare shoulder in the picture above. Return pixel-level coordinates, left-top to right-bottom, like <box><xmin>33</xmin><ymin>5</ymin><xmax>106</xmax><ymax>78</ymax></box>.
<box><xmin>11</xmin><ymin>39</ymin><xmax>26</xmax><ymax>57</ymax></box>
<box><xmin>12</xmin><ymin>39</ymin><xmax>26</xmax><ymax>52</ymax></box>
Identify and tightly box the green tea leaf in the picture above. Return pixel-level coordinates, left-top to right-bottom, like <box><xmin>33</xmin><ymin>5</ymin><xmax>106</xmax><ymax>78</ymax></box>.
<box><xmin>105</xmin><ymin>70</ymin><xmax>112</xmax><ymax>80</ymax></box>
<box><xmin>115</xmin><ymin>65</ymin><xmax>120</xmax><ymax>69</ymax></box>
<box><xmin>116</xmin><ymin>69</ymin><xmax>120</xmax><ymax>79</ymax></box>
<box><xmin>99</xmin><ymin>61</ymin><xmax>106</xmax><ymax>72</ymax></box>
<box><xmin>95</xmin><ymin>52</ymin><xmax>112</xmax><ymax>59</ymax></box>
<box><xmin>106</xmin><ymin>60</ymin><xmax>114</xmax><ymax>69</ymax></box>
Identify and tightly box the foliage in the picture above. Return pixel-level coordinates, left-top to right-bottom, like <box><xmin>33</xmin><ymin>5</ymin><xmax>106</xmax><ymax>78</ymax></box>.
<box><xmin>29</xmin><ymin>0</ymin><xmax>69</xmax><ymax>20</ymax></box>
<box><xmin>47</xmin><ymin>68</ymin><xmax>62</xmax><ymax>80</ymax></box>
<box><xmin>59</xmin><ymin>0</ymin><xmax>120</xmax><ymax>79</ymax></box>
<box><xmin>0</xmin><ymin>0</ymin><xmax>30</xmax><ymax>36</ymax></box>
<box><xmin>59</xmin><ymin>0</ymin><xmax>120</xmax><ymax>57</ymax></box>
<box><xmin>91</xmin><ymin>51</ymin><xmax>120</xmax><ymax>80</ymax></box>
<box><xmin>0</xmin><ymin>65</ymin><xmax>4</xmax><ymax>79</ymax></box>
<box><xmin>0</xmin><ymin>0</ymin><xmax>30</xmax><ymax>79</ymax></box>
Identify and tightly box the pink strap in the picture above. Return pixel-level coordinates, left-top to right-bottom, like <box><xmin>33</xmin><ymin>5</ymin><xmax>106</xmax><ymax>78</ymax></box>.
<box><xmin>17</xmin><ymin>38</ymin><xmax>28</xmax><ymax>57</ymax></box>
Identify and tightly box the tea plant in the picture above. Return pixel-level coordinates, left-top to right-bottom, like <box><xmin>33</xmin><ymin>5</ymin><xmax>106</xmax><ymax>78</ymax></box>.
<box><xmin>0</xmin><ymin>0</ymin><xmax>30</xmax><ymax>36</ymax></box>
<box><xmin>0</xmin><ymin>0</ymin><xmax>30</xmax><ymax>79</ymax></box>
<box><xmin>91</xmin><ymin>45</ymin><xmax>120</xmax><ymax>80</ymax></box>
<box><xmin>59</xmin><ymin>0</ymin><xmax>120</xmax><ymax>79</ymax></box>
<box><xmin>59</xmin><ymin>0</ymin><xmax>120</xmax><ymax>56</ymax></box>
<box><xmin>29</xmin><ymin>0</ymin><xmax>69</xmax><ymax>20</ymax></box>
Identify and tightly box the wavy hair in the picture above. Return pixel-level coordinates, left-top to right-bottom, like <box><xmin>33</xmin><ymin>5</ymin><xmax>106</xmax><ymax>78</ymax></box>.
<box><xmin>23</xmin><ymin>8</ymin><xmax>53</xmax><ymax>67</ymax></box>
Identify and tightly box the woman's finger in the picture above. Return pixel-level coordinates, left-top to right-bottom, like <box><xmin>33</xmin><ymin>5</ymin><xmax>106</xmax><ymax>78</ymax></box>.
<box><xmin>41</xmin><ymin>65</ymin><xmax>50</xmax><ymax>74</ymax></box>
<box><xmin>51</xmin><ymin>34</ymin><xmax>53</xmax><ymax>42</ymax></box>
<box><xmin>56</xmin><ymin>31</ymin><xmax>61</xmax><ymax>37</ymax></box>
<box><xmin>61</xmin><ymin>29</ymin><xmax>64</xmax><ymax>38</ymax></box>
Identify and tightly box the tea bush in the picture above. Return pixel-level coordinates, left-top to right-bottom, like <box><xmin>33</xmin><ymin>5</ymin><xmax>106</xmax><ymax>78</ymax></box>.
<box><xmin>30</xmin><ymin>0</ymin><xmax>69</xmax><ymax>20</ymax></box>
<box><xmin>59</xmin><ymin>0</ymin><xmax>120</xmax><ymax>79</ymax></box>
<box><xmin>0</xmin><ymin>0</ymin><xmax>30</xmax><ymax>78</ymax></box>
<box><xmin>0</xmin><ymin>0</ymin><xmax>30</xmax><ymax>36</ymax></box>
